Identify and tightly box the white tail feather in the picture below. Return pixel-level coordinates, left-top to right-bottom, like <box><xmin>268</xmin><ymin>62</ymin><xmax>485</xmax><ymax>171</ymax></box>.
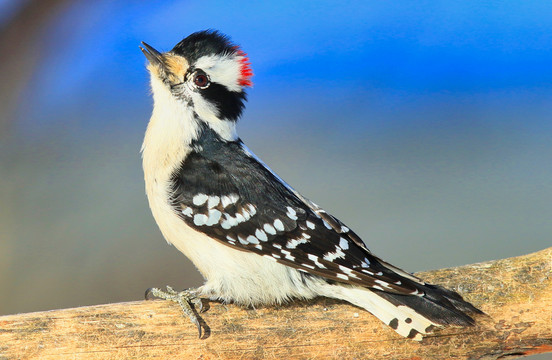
<box><xmin>317</xmin><ymin>284</ymin><xmax>440</xmax><ymax>340</ymax></box>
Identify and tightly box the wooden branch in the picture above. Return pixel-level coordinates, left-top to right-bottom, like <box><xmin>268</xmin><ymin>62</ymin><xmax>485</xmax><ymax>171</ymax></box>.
<box><xmin>1</xmin><ymin>248</ymin><xmax>551</xmax><ymax>360</ymax></box>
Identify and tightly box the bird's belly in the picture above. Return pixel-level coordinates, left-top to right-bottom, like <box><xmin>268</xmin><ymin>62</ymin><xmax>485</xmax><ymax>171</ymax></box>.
<box><xmin>170</xmin><ymin>217</ymin><xmax>321</xmax><ymax>305</ymax></box>
<box><xmin>145</xmin><ymin>179</ymin><xmax>321</xmax><ymax>306</ymax></box>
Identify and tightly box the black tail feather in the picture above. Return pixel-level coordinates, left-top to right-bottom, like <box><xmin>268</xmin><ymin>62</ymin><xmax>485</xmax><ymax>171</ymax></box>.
<box><xmin>375</xmin><ymin>284</ymin><xmax>482</xmax><ymax>326</ymax></box>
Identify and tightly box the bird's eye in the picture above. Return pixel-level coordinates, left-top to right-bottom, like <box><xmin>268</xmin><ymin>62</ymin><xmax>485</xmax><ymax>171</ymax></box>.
<box><xmin>193</xmin><ymin>72</ymin><xmax>210</xmax><ymax>89</ymax></box>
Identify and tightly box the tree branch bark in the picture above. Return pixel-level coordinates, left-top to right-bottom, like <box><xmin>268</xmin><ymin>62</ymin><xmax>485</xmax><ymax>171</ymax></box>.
<box><xmin>1</xmin><ymin>247</ymin><xmax>551</xmax><ymax>359</ymax></box>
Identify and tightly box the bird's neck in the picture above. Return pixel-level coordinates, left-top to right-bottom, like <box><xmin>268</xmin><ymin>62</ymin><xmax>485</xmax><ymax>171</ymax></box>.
<box><xmin>142</xmin><ymin>79</ymin><xmax>199</xmax><ymax>181</ymax></box>
<box><xmin>142</xmin><ymin>76</ymin><xmax>241</xmax><ymax>183</ymax></box>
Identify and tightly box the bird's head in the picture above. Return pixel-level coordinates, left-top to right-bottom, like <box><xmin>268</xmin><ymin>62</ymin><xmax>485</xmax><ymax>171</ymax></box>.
<box><xmin>141</xmin><ymin>30</ymin><xmax>253</xmax><ymax>141</ymax></box>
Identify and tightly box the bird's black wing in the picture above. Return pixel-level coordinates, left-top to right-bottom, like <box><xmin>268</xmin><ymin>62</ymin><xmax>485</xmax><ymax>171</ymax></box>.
<box><xmin>170</xmin><ymin>133</ymin><xmax>426</xmax><ymax>295</ymax></box>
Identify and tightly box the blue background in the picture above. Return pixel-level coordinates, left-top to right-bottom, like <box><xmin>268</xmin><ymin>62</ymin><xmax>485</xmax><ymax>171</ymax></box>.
<box><xmin>1</xmin><ymin>0</ymin><xmax>550</xmax><ymax>325</ymax></box>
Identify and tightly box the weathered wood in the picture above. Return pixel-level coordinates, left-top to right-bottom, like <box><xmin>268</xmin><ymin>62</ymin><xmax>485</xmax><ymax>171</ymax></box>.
<box><xmin>1</xmin><ymin>247</ymin><xmax>551</xmax><ymax>360</ymax></box>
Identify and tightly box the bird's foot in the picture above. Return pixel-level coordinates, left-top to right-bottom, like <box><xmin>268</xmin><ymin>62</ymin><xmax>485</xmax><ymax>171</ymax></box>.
<box><xmin>145</xmin><ymin>286</ymin><xmax>205</xmax><ymax>337</ymax></box>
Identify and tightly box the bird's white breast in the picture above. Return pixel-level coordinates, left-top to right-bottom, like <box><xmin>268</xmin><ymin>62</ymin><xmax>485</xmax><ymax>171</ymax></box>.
<box><xmin>141</xmin><ymin>76</ymin><xmax>322</xmax><ymax>305</ymax></box>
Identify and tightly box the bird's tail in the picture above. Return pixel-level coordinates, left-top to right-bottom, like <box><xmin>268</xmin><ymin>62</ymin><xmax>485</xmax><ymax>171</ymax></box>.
<box><xmin>318</xmin><ymin>282</ymin><xmax>482</xmax><ymax>340</ymax></box>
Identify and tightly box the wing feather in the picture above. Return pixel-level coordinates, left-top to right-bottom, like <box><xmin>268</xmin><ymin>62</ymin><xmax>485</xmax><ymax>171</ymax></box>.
<box><xmin>170</xmin><ymin>138</ymin><xmax>426</xmax><ymax>295</ymax></box>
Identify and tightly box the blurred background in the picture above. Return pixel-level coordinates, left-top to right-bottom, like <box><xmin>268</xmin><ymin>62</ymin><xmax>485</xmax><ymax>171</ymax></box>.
<box><xmin>0</xmin><ymin>0</ymin><xmax>550</xmax><ymax>332</ymax></box>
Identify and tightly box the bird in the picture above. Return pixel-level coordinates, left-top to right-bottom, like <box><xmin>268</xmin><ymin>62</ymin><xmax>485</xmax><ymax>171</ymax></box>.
<box><xmin>139</xmin><ymin>30</ymin><xmax>482</xmax><ymax>340</ymax></box>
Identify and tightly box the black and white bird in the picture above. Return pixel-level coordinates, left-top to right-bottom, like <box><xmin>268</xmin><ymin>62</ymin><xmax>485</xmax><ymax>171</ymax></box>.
<box><xmin>140</xmin><ymin>30</ymin><xmax>481</xmax><ymax>340</ymax></box>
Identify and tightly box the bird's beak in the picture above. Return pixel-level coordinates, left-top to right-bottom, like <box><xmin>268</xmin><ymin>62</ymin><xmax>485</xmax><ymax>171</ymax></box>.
<box><xmin>140</xmin><ymin>42</ymin><xmax>164</xmax><ymax>67</ymax></box>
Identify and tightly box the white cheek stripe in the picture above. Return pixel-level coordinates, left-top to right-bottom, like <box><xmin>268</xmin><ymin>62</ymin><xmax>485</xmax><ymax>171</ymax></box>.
<box><xmin>195</xmin><ymin>54</ymin><xmax>243</xmax><ymax>92</ymax></box>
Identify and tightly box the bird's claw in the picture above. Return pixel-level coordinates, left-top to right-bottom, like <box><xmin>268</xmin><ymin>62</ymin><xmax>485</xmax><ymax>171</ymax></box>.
<box><xmin>145</xmin><ymin>286</ymin><xmax>204</xmax><ymax>337</ymax></box>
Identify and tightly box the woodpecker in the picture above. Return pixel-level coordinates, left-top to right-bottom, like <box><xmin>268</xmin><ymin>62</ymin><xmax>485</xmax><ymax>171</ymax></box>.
<box><xmin>140</xmin><ymin>30</ymin><xmax>482</xmax><ymax>340</ymax></box>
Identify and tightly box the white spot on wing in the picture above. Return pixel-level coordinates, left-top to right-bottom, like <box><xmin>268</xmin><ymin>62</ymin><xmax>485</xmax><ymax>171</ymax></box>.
<box><xmin>255</xmin><ymin>229</ymin><xmax>267</xmax><ymax>242</ymax></box>
<box><xmin>306</xmin><ymin>221</ymin><xmax>315</xmax><ymax>229</ymax></box>
<box><xmin>182</xmin><ymin>207</ymin><xmax>193</xmax><ymax>217</ymax></box>
<box><xmin>273</xmin><ymin>219</ymin><xmax>285</xmax><ymax>231</ymax></box>
<box><xmin>246</xmin><ymin>235</ymin><xmax>259</xmax><ymax>244</ymax></box>
<box><xmin>207</xmin><ymin>196</ymin><xmax>220</xmax><ymax>208</ymax></box>
<box><xmin>339</xmin><ymin>237</ymin><xmax>349</xmax><ymax>250</ymax></box>
<box><xmin>235</xmin><ymin>213</ymin><xmax>245</xmax><ymax>223</ymax></box>
<box><xmin>286</xmin><ymin>237</ymin><xmax>308</xmax><ymax>249</ymax></box>
<box><xmin>323</xmin><ymin>247</ymin><xmax>345</xmax><ymax>262</ymax></box>
<box><xmin>241</xmin><ymin>209</ymin><xmax>251</xmax><ymax>221</ymax></box>
<box><xmin>229</xmin><ymin>193</ymin><xmax>239</xmax><ymax>204</ymax></box>
<box><xmin>338</xmin><ymin>265</ymin><xmax>354</xmax><ymax>275</ymax></box>
<box><xmin>410</xmin><ymin>289</ymin><xmax>424</xmax><ymax>296</ymax></box>
<box><xmin>193</xmin><ymin>214</ymin><xmax>208</xmax><ymax>226</ymax></box>
<box><xmin>205</xmin><ymin>209</ymin><xmax>222</xmax><ymax>226</ymax></box>
<box><xmin>375</xmin><ymin>279</ymin><xmax>391</xmax><ymax>289</ymax></box>
<box><xmin>221</xmin><ymin>195</ymin><xmax>232</xmax><ymax>208</ymax></box>
<box><xmin>263</xmin><ymin>223</ymin><xmax>276</xmax><ymax>235</ymax></box>
<box><xmin>247</xmin><ymin>204</ymin><xmax>257</xmax><ymax>216</ymax></box>
<box><xmin>281</xmin><ymin>249</ymin><xmax>295</xmax><ymax>261</ymax></box>
<box><xmin>221</xmin><ymin>213</ymin><xmax>238</xmax><ymax>229</ymax></box>
<box><xmin>286</xmin><ymin>207</ymin><xmax>298</xmax><ymax>220</ymax></box>
<box><xmin>308</xmin><ymin>254</ymin><xmax>325</xmax><ymax>269</ymax></box>
<box><xmin>193</xmin><ymin>193</ymin><xmax>208</xmax><ymax>206</ymax></box>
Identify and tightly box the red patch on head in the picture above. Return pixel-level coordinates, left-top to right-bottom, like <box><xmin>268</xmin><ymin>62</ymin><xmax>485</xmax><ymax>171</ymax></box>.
<box><xmin>235</xmin><ymin>49</ymin><xmax>253</xmax><ymax>87</ymax></box>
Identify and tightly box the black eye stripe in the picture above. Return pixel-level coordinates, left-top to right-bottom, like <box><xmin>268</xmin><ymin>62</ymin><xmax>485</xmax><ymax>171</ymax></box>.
<box><xmin>201</xmin><ymin>82</ymin><xmax>246</xmax><ymax>121</ymax></box>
